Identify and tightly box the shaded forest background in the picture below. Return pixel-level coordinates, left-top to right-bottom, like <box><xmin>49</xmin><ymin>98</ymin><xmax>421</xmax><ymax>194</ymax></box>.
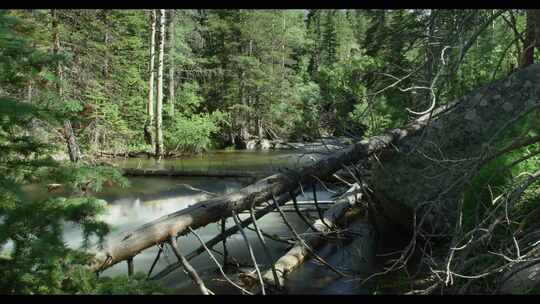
<box><xmin>7</xmin><ymin>9</ymin><xmax>535</xmax><ymax>156</ymax></box>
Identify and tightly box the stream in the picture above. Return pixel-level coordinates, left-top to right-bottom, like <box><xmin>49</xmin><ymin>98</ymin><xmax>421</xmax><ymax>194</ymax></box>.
<box><xmin>21</xmin><ymin>150</ymin><xmax>376</xmax><ymax>294</ymax></box>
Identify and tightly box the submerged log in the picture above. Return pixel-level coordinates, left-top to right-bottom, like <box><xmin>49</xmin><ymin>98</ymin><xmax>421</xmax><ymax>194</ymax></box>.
<box><xmin>98</xmin><ymin>150</ymin><xmax>151</xmax><ymax>158</ymax></box>
<box><xmin>122</xmin><ymin>168</ymin><xmax>271</xmax><ymax>178</ymax></box>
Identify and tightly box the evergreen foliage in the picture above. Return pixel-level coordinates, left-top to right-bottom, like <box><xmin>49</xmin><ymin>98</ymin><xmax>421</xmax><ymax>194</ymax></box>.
<box><xmin>2</xmin><ymin>8</ymin><xmax>540</xmax><ymax>294</ymax></box>
<box><xmin>0</xmin><ymin>10</ymin><xmax>163</xmax><ymax>294</ymax></box>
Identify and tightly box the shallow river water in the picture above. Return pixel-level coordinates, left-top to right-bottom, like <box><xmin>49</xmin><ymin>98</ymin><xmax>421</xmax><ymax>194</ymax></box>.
<box><xmin>24</xmin><ymin>150</ymin><xmax>376</xmax><ymax>294</ymax></box>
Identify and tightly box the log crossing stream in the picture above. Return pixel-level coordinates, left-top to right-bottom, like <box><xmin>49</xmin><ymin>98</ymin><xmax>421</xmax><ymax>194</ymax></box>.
<box><xmin>20</xmin><ymin>150</ymin><xmax>376</xmax><ymax>294</ymax></box>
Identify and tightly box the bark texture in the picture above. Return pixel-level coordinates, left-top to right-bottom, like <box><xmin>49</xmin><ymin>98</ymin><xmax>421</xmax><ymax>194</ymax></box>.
<box><xmin>519</xmin><ymin>9</ymin><xmax>540</xmax><ymax>69</ymax></box>
<box><xmin>145</xmin><ymin>10</ymin><xmax>157</xmax><ymax>148</ymax></box>
<box><xmin>168</xmin><ymin>9</ymin><xmax>175</xmax><ymax>116</ymax></box>
<box><xmin>261</xmin><ymin>188</ymin><xmax>367</xmax><ymax>287</ymax></box>
<box><xmin>51</xmin><ymin>9</ymin><xmax>80</xmax><ymax>163</ymax></box>
<box><xmin>155</xmin><ymin>9</ymin><xmax>165</xmax><ymax>159</ymax></box>
<box><xmin>372</xmin><ymin>63</ymin><xmax>540</xmax><ymax>237</ymax></box>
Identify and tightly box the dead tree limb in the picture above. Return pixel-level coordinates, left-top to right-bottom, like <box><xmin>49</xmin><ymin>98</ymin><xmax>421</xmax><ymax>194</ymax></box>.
<box><xmin>290</xmin><ymin>191</ymin><xmax>317</xmax><ymax>232</ymax></box>
<box><xmin>147</xmin><ymin>244</ymin><xmax>163</xmax><ymax>278</ymax></box>
<box><xmin>127</xmin><ymin>258</ymin><xmax>133</xmax><ymax>277</ymax></box>
<box><xmin>260</xmin><ymin>191</ymin><xmax>364</xmax><ymax>287</ymax></box>
<box><xmin>249</xmin><ymin>201</ymin><xmax>281</xmax><ymax>288</ymax></box>
<box><xmin>312</xmin><ymin>183</ymin><xmax>332</xmax><ymax>230</ymax></box>
<box><xmin>220</xmin><ymin>218</ymin><xmax>228</xmax><ymax>269</ymax></box>
<box><xmin>149</xmin><ymin>192</ymin><xmax>292</xmax><ymax>280</ymax></box>
<box><xmin>188</xmin><ymin>227</ymin><xmax>253</xmax><ymax>295</ymax></box>
<box><xmin>169</xmin><ymin>236</ymin><xmax>213</xmax><ymax>295</ymax></box>
<box><xmin>231</xmin><ymin>210</ymin><xmax>266</xmax><ymax>295</ymax></box>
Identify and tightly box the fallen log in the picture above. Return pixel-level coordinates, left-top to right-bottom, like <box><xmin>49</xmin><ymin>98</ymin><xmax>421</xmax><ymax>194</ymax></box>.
<box><xmin>149</xmin><ymin>192</ymin><xmax>293</xmax><ymax>280</ymax></box>
<box><xmin>97</xmin><ymin>150</ymin><xmax>151</xmax><ymax>158</ymax></box>
<box><xmin>94</xmin><ymin>59</ymin><xmax>528</xmax><ymax>274</ymax></box>
<box><xmin>238</xmin><ymin>64</ymin><xmax>540</xmax><ymax>293</ymax></box>
<box><xmin>372</xmin><ymin>63</ymin><xmax>540</xmax><ymax>236</ymax></box>
<box><xmin>90</xmin><ymin>111</ymin><xmax>428</xmax><ymax>272</ymax></box>
<box><xmin>92</xmin><ymin>63</ymin><xmax>540</xmax><ymax>277</ymax></box>
<box><xmin>122</xmin><ymin>168</ymin><xmax>271</xmax><ymax>178</ymax></box>
<box><xmin>260</xmin><ymin>187</ymin><xmax>365</xmax><ymax>288</ymax></box>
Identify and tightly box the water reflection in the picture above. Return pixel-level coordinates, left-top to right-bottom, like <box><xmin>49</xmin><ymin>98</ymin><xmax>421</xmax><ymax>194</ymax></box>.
<box><xmin>19</xmin><ymin>151</ymin><xmax>373</xmax><ymax>294</ymax></box>
<box><xmin>114</xmin><ymin>149</ymin><xmax>321</xmax><ymax>173</ymax></box>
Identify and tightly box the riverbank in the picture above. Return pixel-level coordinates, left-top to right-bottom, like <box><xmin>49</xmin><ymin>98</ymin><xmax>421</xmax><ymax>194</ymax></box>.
<box><xmin>49</xmin><ymin>137</ymin><xmax>357</xmax><ymax>163</ymax></box>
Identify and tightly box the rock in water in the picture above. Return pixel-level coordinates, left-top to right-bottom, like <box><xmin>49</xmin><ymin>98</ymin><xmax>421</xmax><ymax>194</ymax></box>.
<box><xmin>260</xmin><ymin>139</ymin><xmax>271</xmax><ymax>150</ymax></box>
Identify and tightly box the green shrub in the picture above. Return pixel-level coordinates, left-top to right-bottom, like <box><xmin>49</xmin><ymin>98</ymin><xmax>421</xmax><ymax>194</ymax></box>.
<box><xmin>164</xmin><ymin>112</ymin><xmax>224</xmax><ymax>154</ymax></box>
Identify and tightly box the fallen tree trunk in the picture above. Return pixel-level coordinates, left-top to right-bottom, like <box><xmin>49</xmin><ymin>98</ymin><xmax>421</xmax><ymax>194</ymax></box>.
<box><xmin>260</xmin><ymin>186</ymin><xmax>365</xmax><ymax>288</ymax></box>
<box><xmin>123</xmin><ymin>168</ymin><xmax>271</xmax><ymax>178</ymax></box>
<box><xmin>251</xmin><ymin>63</ymin><xmax>540</xmax><ymax>293</ymax></box>
<box><xmin>372</xmin><ymin>63</ymin><xmax>540</xmax><ymax>237</ymax></box>
<box><xmin>90</xmin><ymin>113</ymin><xmax>428</xmax><ymax>272</ymax></box>
<box><xmin>149</xmin><ymin>191</ymin><xmax>292</xmax><ymax>280</ymax></box>
<box><xmin>92</xmin><ymin>64</ymin><xmax>540</xmax><ymax>288</ymax></box>
<box><xmin>97</xmin><ymin>150</ymin><xmax>151</xmax><ymax>158</ymax></box>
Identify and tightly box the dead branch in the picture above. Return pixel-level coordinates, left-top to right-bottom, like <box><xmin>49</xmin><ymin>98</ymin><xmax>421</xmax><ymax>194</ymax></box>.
<box><xmin>188</xmin><ymin>226</ymin><xmax>253</xmax><ymax>295</ymax></box>
<box><xmin>231</xmin><ymin>210</ymin><xmax>266</xmax><ymax>295</ymax></box>
<box><xmin>169</xmin><ymin>236</ymin><xmax>213</xmax><ymax>295</ymax></box>
<box><xmin>149</xmin><ymin>192</ymin><xmax>292</xmax><ymax>280</ymax></box>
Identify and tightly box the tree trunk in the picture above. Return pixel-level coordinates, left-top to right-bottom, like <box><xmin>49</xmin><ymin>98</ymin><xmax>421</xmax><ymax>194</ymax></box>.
<box><xmin>102</xmin><ymin>9</ymin><xmax>110</xmax><ymax>79</ymax></box>
<box><xmin>122</xmin><ymin>167</ymin><xmax>270</xmax><ymax>178</ymax></box>
<box><xmin>26</xmin><ymin>79</ymin><xmax>32</xmax><ymax>103</ymax></box>
<box><xmin>145</xmin><ymin>10</ymin><xmax>157</xmax><ymax>148</ymax></box>
<box><xmin>51</xmin><ymin>9</ymin><xmax>80</xmax><ymax>163</ymax></box>
<box><xmin>63</xmin><ymin>120</ymin><xmax>81</xmax><ymax>163</ymax></box>
<box><xmin>257</xmin><ymin>116</ymin><xmax>263</xmax><ymax>140</ymax></box>
<box><xmin>519</xmin><ymin>9</ymin><xmax>540</xmax><ymax>69</ymax></box>
<box><xmin>168</xmin><ymin>9</ymin><xmax>175</xmax><ymax>116</ymax></box>
<box><xmin>372</xmin><ymin>64</ymin><xmax>540</xmax><ymax>238</ymax></box>
<box><xmin>155</xmin><ymin>9</ymin><xmax>165</xmax><ymax>159</ymax></box>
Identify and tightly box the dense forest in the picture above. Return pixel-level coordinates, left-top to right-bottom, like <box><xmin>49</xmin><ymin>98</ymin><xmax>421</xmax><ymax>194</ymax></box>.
<box><xmin>2</xmin><ymin>8</ymin><xmax>540</xmax><ymax>295</ymax></box>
